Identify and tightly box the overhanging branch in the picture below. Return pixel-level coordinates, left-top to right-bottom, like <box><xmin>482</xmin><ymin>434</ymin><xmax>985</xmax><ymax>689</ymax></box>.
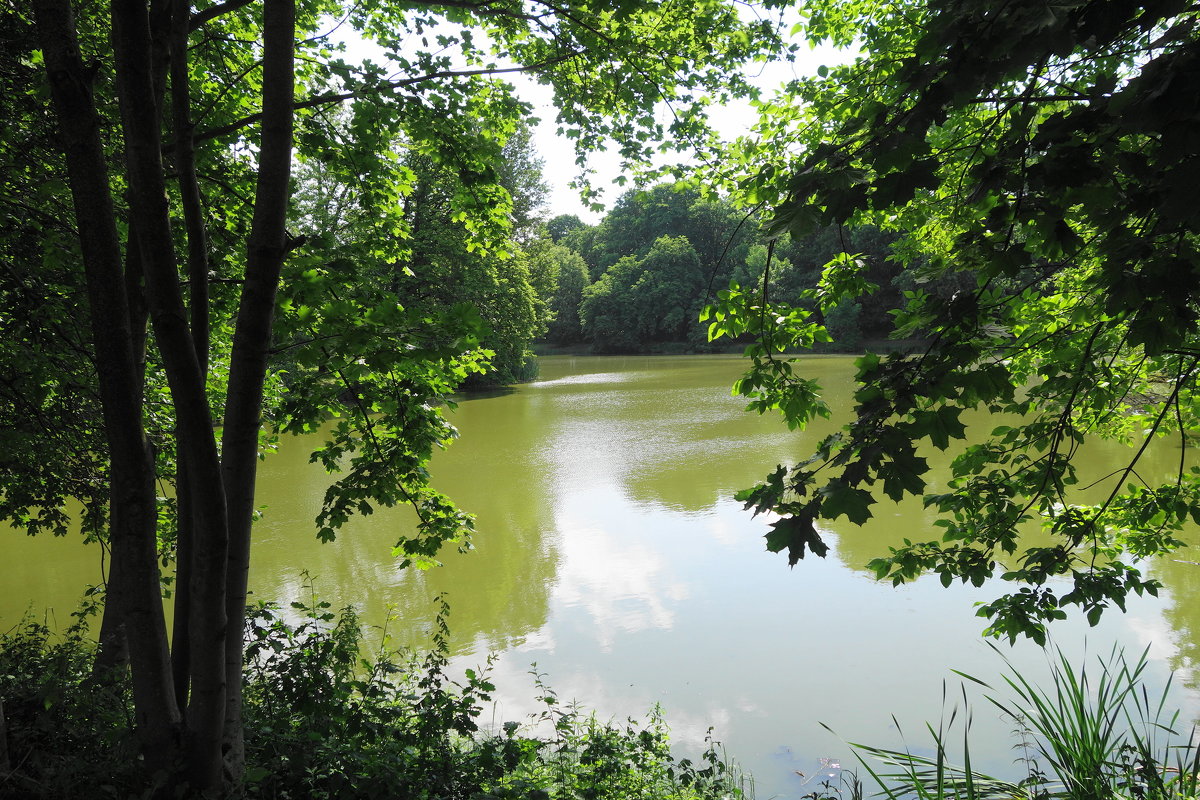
<box><xmin>189</xmin><ymin>0</ymin><xmax>255</xmax><ymax>32</ymax></box>
<box><xmin>190</xmin><ymin>53</ymin><xmax>578</xmax><ymax>145</ymax></box>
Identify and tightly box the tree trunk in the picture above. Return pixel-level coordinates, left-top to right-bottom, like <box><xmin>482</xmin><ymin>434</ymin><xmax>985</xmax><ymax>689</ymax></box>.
<box><xmin>221</xmin><ymin>0</ymin><xmax>296</xmax><ymax>779</ymax></box>
<box><xmin>110</xmin><ymin>0</ymin><xmax>231</xmax><ymax>789</ymax></box>
<box><xmin>32</xmin><ymin>0</ymin><xmax>181</xmax><ymax>774</ymax></box>
<box><xmin>95</xmin><ymin>233</ymin><xmax>149</xmax><ymax>677</ymax></box>
<box><xmin>171</xmin><ymin>457</ymin><xmax>193</xmax><ymax>713</ymax></box>
<box><xmin>166</xmin><ymin>0</ymin><xmax>210</xmax><ymax>721</ymax></box>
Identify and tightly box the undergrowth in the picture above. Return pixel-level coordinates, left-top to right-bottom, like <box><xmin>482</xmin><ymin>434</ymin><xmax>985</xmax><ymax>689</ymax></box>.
<box><xmin>0</xmin><ymin>594</ymin><xmax>748</xmax><ymax>800</ymax></box>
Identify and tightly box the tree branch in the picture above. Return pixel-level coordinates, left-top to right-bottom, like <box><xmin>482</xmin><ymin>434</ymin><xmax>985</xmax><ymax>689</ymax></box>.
<box><xmin>188</xmin><ymin>0</ymin><xmax>255</xmax><ymax>32</ymax></box>
<box><xmin>191</xmin><ymin>55</ymin><xmax>577</xmax><ymax>145</ymax></box>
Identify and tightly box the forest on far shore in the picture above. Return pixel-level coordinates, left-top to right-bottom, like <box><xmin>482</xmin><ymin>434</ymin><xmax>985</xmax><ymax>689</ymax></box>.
<box><xmin>293</xmin><ymin>119</ymin><xmax>974</xmax><ymax>386</ymax></box>
<box><xmin>533</xmin><ymin>184</ymin><xmax>903</xmax><ymax>358</ymax></box>
<box><xmin>402</xmin><ymin>164</ymin><xmax>973</xmax><ymax>386</ymax></box>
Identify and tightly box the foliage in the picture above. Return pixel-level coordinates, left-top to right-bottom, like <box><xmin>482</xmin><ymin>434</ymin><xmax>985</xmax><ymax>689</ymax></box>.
<box><xmin>506</xmin><ymin>683</ymin><xmax>750</xmax><ymax>800</ymax></box>
<box><xmin>0</xmin><ymin>6</ymin><xmax>107</xmax><ymax>542</ymax></box>
<box><xmin>832</xmin><ymin>646</ymin><xmax>1200</xmax><ymax>800</ymax></box>
<box><xmin>243</xmin><ymin>596</ymin><xmax>751</xmax><ymax>800</ymax></box>
<box><xmin>581</xmin><ymin>235</ymin><xmax>705</xmax><ymax>351</ymax></box>
<box><xmin>547</xmin><ymin>182</ymin><xmax>776</xmax><ymax>353</ymax></box>
<box><xmin>570</xmin><ymin>183</ymin><xmax>753</xmax><ymax>283</ymax></box>
<box><xmin>528</xmin><ymin>239</ymin><xmax>592</xmax><ymax>345</ymax></box>
<box><xmin>0</xmin><ymin>598</ymin><xmax>748</xmax><ymax>800</ymax></box>
<box><xmin>290</xmin><ymin>121</ymin><xmax>551</xmax><ymax>387</ymax></box>
<box><xmin>241</xmin><ymin>593</ymin><xmax>504</xmax><ymax>798</ymax></box>
<box><xmin>714</xmin><ymin>0</ymin><xmax>1200</xmax><ymax>641</ymax></box>
<box><xmin>0</xmin><ymin>612</ymin><xmax>141</xmax><ymax>798</ymax></box>
<box><xmin>545</xmin><ymin>184</ymin><xmax>917</xmax><ymax>355</ymax></box>
<box><xmin>547</xmin><ymin>214</ymin><xmax>587</xmax><ymax>244</ymax></box>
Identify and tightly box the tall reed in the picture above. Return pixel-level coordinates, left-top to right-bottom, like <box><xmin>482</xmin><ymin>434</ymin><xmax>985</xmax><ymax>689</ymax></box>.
<box><xmin>827</xmin><ymin>644</ymin><xmax>1199</xmax><ymax>800</ymax></box>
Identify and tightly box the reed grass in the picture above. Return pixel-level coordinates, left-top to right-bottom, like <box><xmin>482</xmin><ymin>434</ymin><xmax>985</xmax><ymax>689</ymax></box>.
<box><xmin>826</xmin><ymin>644</ymin><xmax>1200</xmax><ymax>800</ymax></box>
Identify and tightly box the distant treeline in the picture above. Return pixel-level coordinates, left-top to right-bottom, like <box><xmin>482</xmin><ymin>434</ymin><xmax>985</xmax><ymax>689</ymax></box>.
<box><xmin>354</xmin><ymin>156</ymin><xmax>965</xmax><ymax>387</ymax></box>
<box><xmin>525</xmin><ymin>182</ymin><xmax>967</xmax><ymax>356</ymax></box>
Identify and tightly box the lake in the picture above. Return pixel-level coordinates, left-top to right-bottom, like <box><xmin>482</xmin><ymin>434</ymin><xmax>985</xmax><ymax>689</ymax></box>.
<box><xmin>5</xmin><ymin>353</ymin><xmax>1200</xmax><ymax>798</ymax></box>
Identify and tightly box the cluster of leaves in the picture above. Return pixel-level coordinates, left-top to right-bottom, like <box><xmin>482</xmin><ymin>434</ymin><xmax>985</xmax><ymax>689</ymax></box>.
<box><xmin>270</xmin><ymin>257</ymin><xmax>492</xmax><ymax>561</ymax></box>
<box><xmin>710</xmin><ymin>0</ymin><xmax>1200</xmax><ymax>642</ymax></box>
<box><xmin>290</xmin><ymin>120</ymin><xmax>550</xmax><ymax>388</ymax></box>
<box><xmin>0</xmin><ymin>611</ymin><xmax>140</xmax><ymax>798</ymax></box>
<box><xmin>0</xmin><ymin>597</ymin><xmax>746</xmax><ymax>800</ymax></box>
<box><xmin>0</xmin><ymin>6</ymin><xmax>108</xmax><ymax>542</ymax></box>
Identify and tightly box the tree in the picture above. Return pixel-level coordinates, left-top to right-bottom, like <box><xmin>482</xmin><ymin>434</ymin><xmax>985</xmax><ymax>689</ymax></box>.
<box><xmin>578</xmin><ymin>183</ymin><xmax>752</xmax><ymax>281</ymax></box>
<box><xmin>710</xmin><ymin>0</ymin><xmax>1200</xmax><ymax>644</ymax></box>
<box><xmin>563</xmin><ymin>181</ymin><xmax>760</xmax><ymax>351</ymax></box>
<box><xmin>294</xmin><ymin>146</ymin><xmax>546</xmax><ymax>385</ymax></box>
<box><xmin>582</xmin><ymin>235</ymin><xmax>704</xmax><ymax>350</ymax></box>
<box><xmin>496</xmin><ymin>123</ymin><xmax>550</xmax><ymax>242</ymax></box>
<box><xmin>21</xmin><ymin>0</ymin><xmax>790</xmax><ymax>791</ymax></box>
<box><xmin>527</xmin><ymin>239</ymin><xmax>591</xmax><ymax>345</ymax></box>
<box><xmin>547</xmin><ymin>213</ymin><xmax>586</xmax><ymax>243</ymax></box>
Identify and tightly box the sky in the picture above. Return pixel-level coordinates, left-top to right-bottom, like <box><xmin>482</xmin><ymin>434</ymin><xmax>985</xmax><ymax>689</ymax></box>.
<box><xmin>513</xmin><ymin>40</ymin><xmax>853</xmax><ymax>223</ymax></box>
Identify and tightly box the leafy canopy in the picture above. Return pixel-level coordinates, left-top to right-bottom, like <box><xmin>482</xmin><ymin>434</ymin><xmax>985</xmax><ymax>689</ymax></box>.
<box><xmin>710</xmin><ymin>0</ymin><xmax>1200</xmax><ymax>643</ymax></box>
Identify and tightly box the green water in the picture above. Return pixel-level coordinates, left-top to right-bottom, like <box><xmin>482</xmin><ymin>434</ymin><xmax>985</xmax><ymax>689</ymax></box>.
<box><xmin>4</xmin><ymin>354</ymin><xmax>1200</xmax><ymax>798</ymax></box>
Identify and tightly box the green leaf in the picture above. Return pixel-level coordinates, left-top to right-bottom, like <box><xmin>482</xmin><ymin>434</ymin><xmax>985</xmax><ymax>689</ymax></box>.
<box><xmin>764</xmin><ymin>514</ymin><xmax>829</xmax><ymax>565</ymax></box>
<box><xmin>817</xmin><ymin>481</ymin><xmax>874</xmax><ymax>525</ymax></box>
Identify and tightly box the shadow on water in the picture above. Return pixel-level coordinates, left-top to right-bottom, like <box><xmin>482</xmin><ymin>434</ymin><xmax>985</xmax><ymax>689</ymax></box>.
<box><xmin>454</xmin><ymin>385</ymin><xmax>519</xmax><ymax>402</ymax></box>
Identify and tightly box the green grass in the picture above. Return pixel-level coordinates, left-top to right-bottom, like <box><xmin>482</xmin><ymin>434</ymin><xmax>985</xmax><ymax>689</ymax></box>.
<box><xmin>822</xmin><ymin>644</ymin><xmax>1200</xmax><ymax>800</ymax></box>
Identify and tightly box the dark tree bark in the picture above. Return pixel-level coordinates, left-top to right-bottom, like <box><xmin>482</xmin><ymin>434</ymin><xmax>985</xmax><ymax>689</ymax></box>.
<box><xmin>168</xmin><ymin>0</ymin><xmax>210</xmax><ymax>717</ymax></box>
<box><xmin>32</xmin><ymin>0</ymin><xmax>181</xmax><ymax>772</ymax></box>
<box><xmin>110</xmin><ymin>0</ymin><xmax>231</xmax><ymax>789</ymax></box>
<box><xmin>221</xmin><ymin>0</ymin><xmax>295</xmax><ymax>777</ymax></box>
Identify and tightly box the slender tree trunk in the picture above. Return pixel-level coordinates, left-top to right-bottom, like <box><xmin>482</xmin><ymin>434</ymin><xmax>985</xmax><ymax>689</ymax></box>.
<box><xmin>171</xmin><ymin>457</ymin><xmax>193</xmax><ymax>713</ymax></box>
<box><xmin>110</xmin><ymin>0</ymin><xmax>231</xmax><ymax>789</ymax></box>
<box><xmin>166</xmin><ymin>0</ymin><xmax>210</xmax><ymax>718</ymax></box>
<box><xmin>32</xmin><ymin>0</ymin><xmax>181</xmax><ymax>774</ymax></box>
<box><xmin>95</xmin><ymin>539</ymin><xmax>130</xmax><ymax>674</ymax></box>
<box><xmin>170</xmin><ymin>0</ymin><xmax>210</xmax><ymax>369</ymax></box>
<box><xmin>95</xmin><ymin>229</ymin><xmax>148</xmax><ymax>677</ymax></box>
<box><xmin>221</xmin><ymin>0</ymin><xmax>296</xmax><ymax>780</ymax></box>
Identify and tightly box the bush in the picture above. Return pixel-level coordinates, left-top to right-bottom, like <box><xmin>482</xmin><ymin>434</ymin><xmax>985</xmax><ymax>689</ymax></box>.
<box><xmin>240</xmin><ymin>592</ymin><xmax>750</xmax><ymax>800</ymax></box>
<box><xmin>0</xmin><ymin>608</ymin><xmax>140</xmax><ymax>799</ymax></box>
<box><xmin>0</xmin><ymin>592</ymin><xmax>748</xmax><ymax>799</ymax></box>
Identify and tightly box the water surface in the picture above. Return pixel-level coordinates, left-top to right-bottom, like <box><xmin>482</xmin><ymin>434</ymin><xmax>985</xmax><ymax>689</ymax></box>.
<box><xmin>5</xmin><ymin>354</ymin><xmax>1200</xmax><ymax>798</ymax></box>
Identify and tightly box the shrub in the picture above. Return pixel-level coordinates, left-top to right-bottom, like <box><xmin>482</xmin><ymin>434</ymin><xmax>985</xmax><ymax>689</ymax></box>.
<box><xmin>0</xmin><ymin>608</ymin><xmax>140</xmax><ymax>799</ymax></box>
<box><xmin>0</xmin><ymin>591</ymin><xmax>748</xmax><ymax>799</ymax></box>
